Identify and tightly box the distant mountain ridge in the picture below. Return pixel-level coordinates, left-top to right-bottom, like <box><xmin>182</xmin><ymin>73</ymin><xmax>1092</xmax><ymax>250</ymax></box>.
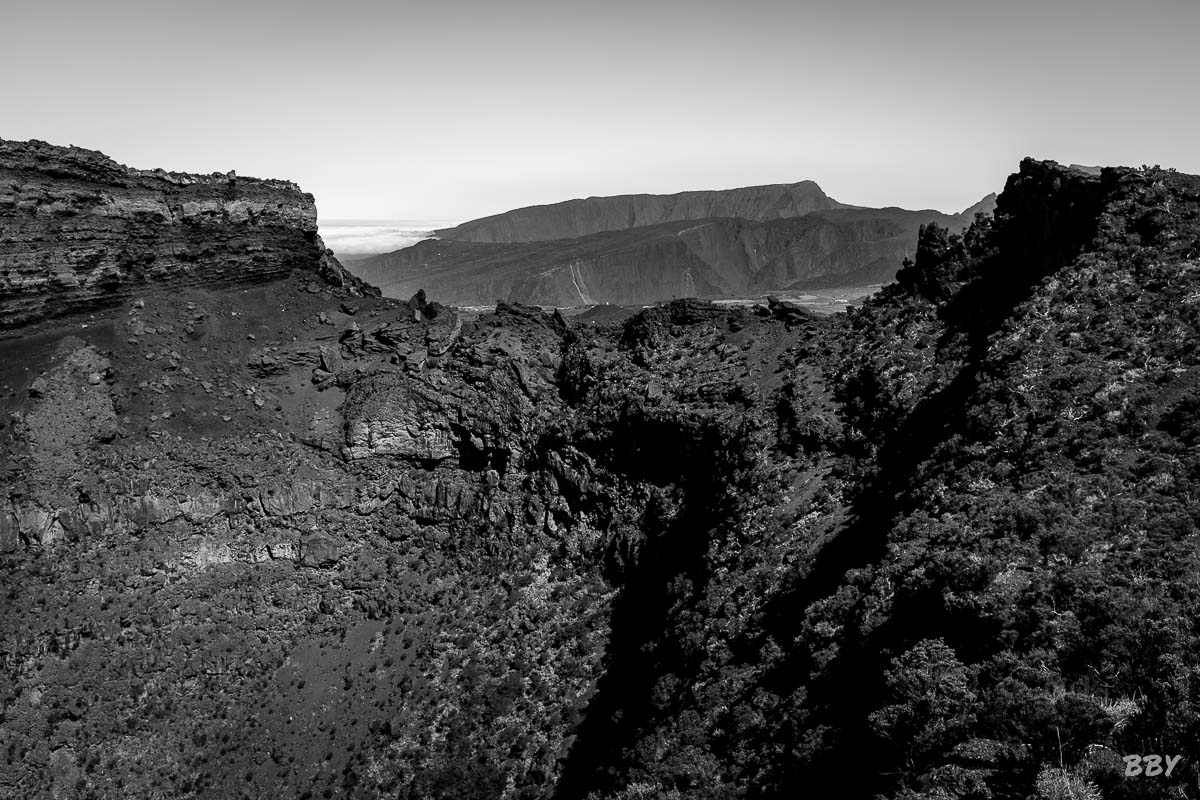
<box><xmin>434</xmin><ymin>181</ymin><xmax>851</xmax><ymax>243</ymax></box>
<box><xmin>357</xmin><ymin>205</ymin><xmax>986</xmax><ymax>306</ymax></box>
<box><xmin>351</xmin><ymin>180</ymin><xmax>999</xmax><ymax>306</ymax></box>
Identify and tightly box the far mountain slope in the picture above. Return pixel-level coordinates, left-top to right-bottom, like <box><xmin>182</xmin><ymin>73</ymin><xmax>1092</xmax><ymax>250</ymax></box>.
<box><xmin>958</xmin><ymin>191</ymin><xmax>997</xmax><ymax>217</ymax></box>
<box><xmin>356</xmin><ymin>205</ymin><xmax>983</xmax><ymax>306</ymax></box>
<box><xmin>354</xmin><ymin>222</ymin><xmax>728</xmax><ymax>307</ymax></box>
<box><xmin>434</xmin><ymin>181</ymin><xmax>851</xmax><ymax>243</ymax></box>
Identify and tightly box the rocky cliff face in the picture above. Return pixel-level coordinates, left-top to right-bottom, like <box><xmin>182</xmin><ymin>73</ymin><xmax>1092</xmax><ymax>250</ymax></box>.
<box><xmin>0</xmin><ymin>138</ymin><xmax>369</xmax><ymax>331</ymax></box>
<box><xmin>434</xmin><ymin>180</ymin><xmax>849</xmax><ymax>243</ymax></box>
<box><xmin>6</xmin><ymin>155</ymin><xmax>1200</xmax><ymax>800</ymax></box>
<box><xmin>359</xmin><ymin>181</ymin><xmax>997</xmax><ymax>306</ymax></box>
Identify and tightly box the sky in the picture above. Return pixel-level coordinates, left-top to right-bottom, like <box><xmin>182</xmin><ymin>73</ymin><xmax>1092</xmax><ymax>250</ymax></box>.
<box><xmin>4</xmin><ymin>0</ymin><xmax>1198</xmax><ymax>222</ymax></box>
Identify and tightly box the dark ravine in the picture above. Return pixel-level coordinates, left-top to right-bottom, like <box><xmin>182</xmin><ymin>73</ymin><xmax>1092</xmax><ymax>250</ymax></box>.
<box><xmin>4</xmin><ymin>149</ymin><xmax>1200</xmax><ymax>800</ymax></box>
<box><xmin>0</xmin><ymin>138</ymin><xmax>373</xmax><ymax>332</ymax></box>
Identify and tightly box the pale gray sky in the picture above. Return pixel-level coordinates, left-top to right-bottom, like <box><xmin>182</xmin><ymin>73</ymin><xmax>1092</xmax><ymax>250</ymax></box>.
<box><xmin>4</xmin><ymin>0</ymin><xmax>1197</xmax><ymax>220</ymax></box>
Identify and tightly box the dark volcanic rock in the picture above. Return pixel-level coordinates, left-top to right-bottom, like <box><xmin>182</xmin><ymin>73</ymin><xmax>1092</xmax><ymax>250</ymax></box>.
<box><xmin>300</xmin><ymin>533</ymin><xmax>339</xmax><ymax>567</ymax></box>
<box><xmin>0</xmin><ymin>138</ymin><xmax>377</xmax><ymax>331</ymax></box>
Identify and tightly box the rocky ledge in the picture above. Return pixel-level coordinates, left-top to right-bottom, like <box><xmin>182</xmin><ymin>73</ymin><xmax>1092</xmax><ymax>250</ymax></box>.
<box><xmin>0</xmin><ymin>138</ymin><xmax>373</xmax><ymax>331</ymax></box>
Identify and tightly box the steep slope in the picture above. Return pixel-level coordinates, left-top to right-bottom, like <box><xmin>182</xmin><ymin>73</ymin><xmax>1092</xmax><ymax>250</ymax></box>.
<box><xmin>959</xmin><ymin>191</ymin><xmax>998</xmax><ymax>217</ymax></box>
<box><xmin>356</xmin><ymin>205</ymin><xmax>979</xmax><ymax>305</ymax></box>
<box><xmin>552</xmin><ymin>160</ymin><xmax>1200</xmax><ymax>800</ymax></box>
<box><xmin>434</xmin><ymin>180</ymin><xmax>850</xmax><ymax>243</ymax></box>
<box><xmin>5</xmin><ymin>151</ymin><xmax>1200</xmax><ymax>800</ymax></box>
<box><xmin>0</xmin><ymin>138</ymin><xmax>370</xmax><ymax>331</ymax></box>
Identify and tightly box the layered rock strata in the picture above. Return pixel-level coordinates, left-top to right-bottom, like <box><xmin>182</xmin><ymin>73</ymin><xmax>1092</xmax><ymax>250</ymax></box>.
<box><xmin>0</xmin><ymin>138</ymin><xmax>369</xmax><ymax>331</ymax></box>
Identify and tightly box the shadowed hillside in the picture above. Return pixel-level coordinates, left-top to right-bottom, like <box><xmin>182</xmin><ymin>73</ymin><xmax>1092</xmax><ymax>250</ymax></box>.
<box><xmin>0</xmin><ymin>138</ymin><xmax>372</xmax><ymax>331</ymax></box>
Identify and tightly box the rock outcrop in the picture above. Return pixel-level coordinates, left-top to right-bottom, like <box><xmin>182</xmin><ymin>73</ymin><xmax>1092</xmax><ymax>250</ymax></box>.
<box><xmin>0</xmin><ymin>138</ymin><xmax>374</xmax><ymax>331</ymax></box>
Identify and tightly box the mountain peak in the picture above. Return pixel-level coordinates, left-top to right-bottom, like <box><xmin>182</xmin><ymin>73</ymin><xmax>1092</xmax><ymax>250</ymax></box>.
<box><xmin>959</xmin><ymin>192</ymin><xmax>998</xmax><ymax>218</ymax></box>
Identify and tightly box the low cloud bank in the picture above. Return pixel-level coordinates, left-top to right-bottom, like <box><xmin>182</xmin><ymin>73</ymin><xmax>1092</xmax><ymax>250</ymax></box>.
<box><xmin>319</xmin><ymin>221</ymin><xmax>462</xmax><ymax>256</ymax></box>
